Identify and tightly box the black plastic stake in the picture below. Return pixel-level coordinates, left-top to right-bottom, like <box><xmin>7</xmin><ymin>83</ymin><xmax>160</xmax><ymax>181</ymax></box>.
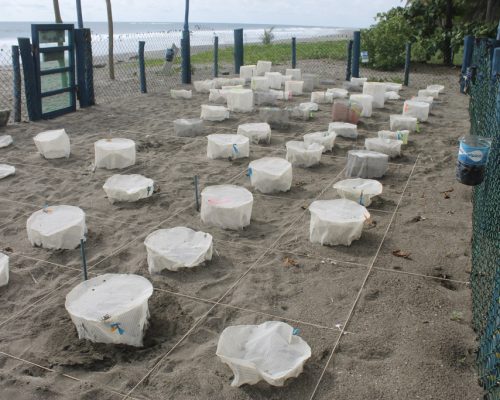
<box><xmin>194</xmin><ymin>175</ymin><xmax>200</xmax><ymax>211</ymax></box>
<box><xmin>80</xmin><ymin>239</ymin><xmax>88</xmax><ymax>281</ymax></box>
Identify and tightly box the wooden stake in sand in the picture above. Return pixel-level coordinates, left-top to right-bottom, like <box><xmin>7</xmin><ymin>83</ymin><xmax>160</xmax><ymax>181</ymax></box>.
<box><xmin>80</xmin><ymin>239</ymin><xmax>88</xmax><ymax>281</ymax></box>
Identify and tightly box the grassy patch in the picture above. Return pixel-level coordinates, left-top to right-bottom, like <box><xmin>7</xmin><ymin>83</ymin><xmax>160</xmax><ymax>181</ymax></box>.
<box><xmin>189</xmin><ymin>40</ymin><xmax>348</xmax><ymax>65</ymax></box>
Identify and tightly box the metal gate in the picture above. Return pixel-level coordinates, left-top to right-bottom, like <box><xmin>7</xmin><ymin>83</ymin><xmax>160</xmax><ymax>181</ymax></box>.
<box><xmin>31</xmin><ymin>24</ymin><xmax>76</xmax><ymax>119</ymax></box>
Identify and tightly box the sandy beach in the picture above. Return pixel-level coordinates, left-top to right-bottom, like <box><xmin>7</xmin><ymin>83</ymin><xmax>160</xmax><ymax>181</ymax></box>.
<box><xmin>0</xmin><ymin>65</ymin><xmax>483</xmax><ymax>399</ymax></box>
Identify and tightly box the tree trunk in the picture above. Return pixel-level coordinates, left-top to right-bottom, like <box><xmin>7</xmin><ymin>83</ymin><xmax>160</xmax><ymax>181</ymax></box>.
<box><xmin>443</xmin><ymin>0</ymin><xmax>453</xmax><ymax>66</ymax></box>
<box><xmin>105</xmin><ymin>0</ymin><xmax>115</xmax><ymax>80</ymax></box>
<box><xmin>53</xmin><ymin>0</ymin><xmax>62</xmax><ymax>23</ymax></box>
<box><xmin>486</xmin><ymin>0</ymin><xmax>493</xmax><ymax>22</ymax></box>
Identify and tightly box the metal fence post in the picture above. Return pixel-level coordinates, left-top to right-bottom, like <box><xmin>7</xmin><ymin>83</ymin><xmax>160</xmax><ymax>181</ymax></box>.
<box><xmin>234</xmin><ymin>28</ymin><xmax>244</xmax><ymax>74</ymax></box>
<box><xmin>17</xmin><ymin>37</ymin><xmax>40</xmax><ymax>121</ymax></box>
<box><xmin>493</xmin><ymin>48</ymin><xmax>500</xmax><ymax>79</ymax></box>
<box><xmin>351</xmin><ymin>31</ymin><xmax>360</xmax><ymax>78</ymax></box>
<box><xmin>213</xmin><ymin>36</ymin><xmax>219</xmax><ymax>78</ymax></box>
<box><xmin>139</xmin><ymin>41</ymin><xmax>147</xmax><ymax>93</ymax></box>
<box><xmin>460</xmin><ymin>35</ymin><xmax>474</xmax><ymax>93</ymax></box>
<box><xmin>345</xmin><ymin>40</ymin><xmax>353</xmax><ymax>81</ymax></box>
<box><xmin>83</xmin><ymin>28</ymin><xmax>95</xmax><ymax>106</ymax></box>
<box><xmin>75</xmin><ymin>29</ymin><xmax>90</xmax><ymax>107</ymax></box>
<box><xmin>11</xmin><ymin>45</ymin><xmax>21</xmax><ymax>122</ymax></box>
<box><xmin>404</xmin><ymin>42</ymin><xmax>411</xmax><ymax>86</ymax></box>
<box><xmin>291</xmin><ymin>37</ymin><xmax>296</xmax><ymax>69</ymax></box>
<box><xmin>181</xmin><ymin>34</ymin><xmax>191</xmax><ymax>84</ymax></box>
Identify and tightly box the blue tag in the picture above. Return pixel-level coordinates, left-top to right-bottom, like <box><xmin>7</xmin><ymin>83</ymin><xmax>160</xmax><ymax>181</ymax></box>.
<box><xmin>247</xmin><ymin>168</ymin><xmax>253</xmax><ymax>177</ymax></box>
<box><xmin>292</xmin><ymin>328</ymin><xmax>300</xmax><ymax>335</ymax></box>
<box><xmin>232</xmin><ymin>144</ymin><xmax>239</xmax><ymax>154</ymax></box>
<box><xmin>359</xmin><ymin>190</ymin><xmax>365</xmax><ymax>206</ymax></box>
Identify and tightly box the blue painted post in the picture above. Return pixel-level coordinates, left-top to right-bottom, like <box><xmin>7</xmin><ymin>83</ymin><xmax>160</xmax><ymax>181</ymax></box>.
<box><xmin>497</xmin><ymin>20</ymin><xmax>500</xmax><ymax>40</ymax></box>
<box><xmin>75</xmin><ymin>29</ymin><xmax>89</xmax><ymax>107</ymax></box>
<box><xmin>11</xmin><ymin>45</ymin><xmax>21</xmax><ymax>122</ymax></box>
<box><xmin>194</xmin><ymin>175</ymin><xmax>200</xmax><ymax>211</ymax></box>
<box><xmin>404</xmin><ymin>42</ymin><xmax>411</xmax><ymax>86</ymax></box>
<box><xmin>17</xmin><ymin>38</ymin><xmax>40</xmax><ymax>121</ymax></box>
<box><xmin>213</xmin><ymin>36</ymin><xmax>219</xmax><ymax>77</ymax></box>
<box><xmin>76</xmin><ymin>0</ymin><xmax>84</xmax><ymax>29</ymax></box>
<box><xmin>291</xmin><ymin>37</ymin><xmax>296</xmax><ymax>69</ymax></box>
<box><xmin>181</xmin><ymin>0</ymin><xmax>191</xmax><ymax>84</ymax></box>
<box><xmin>234</xmin><ymin>28</ymin><xmax>244</xmax><ymax>74</ymax></box>
<box><xmin>351</xmin><ymin>31</ymin><xmax>360</xmax><ymax>78</ymax></box>
<box><xmin>493</xmin><ymin>48</ymin><xmax>500</xmax><ymax>79</ymax></box>
<box><xmin>83</xmin><ymin>28</ymin><xmax>95</xmax><ymax>105</ymax></box>
<box><xmin>139</xmin><ymin>41</ymin><xmax>147</xmax><ymax>93</ymax></box>
<box><xmin>345</xmin><ymin>40</ymin><xmax>353</xmax><ymax>81</ymax></box>
<box><xmin>460</xmin><ymin>35</ymin><xmax>474</xmax><ymax>93</ymax></box>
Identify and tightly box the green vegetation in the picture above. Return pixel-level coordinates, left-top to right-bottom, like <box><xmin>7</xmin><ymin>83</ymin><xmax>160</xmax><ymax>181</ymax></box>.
<box><xmin>189</xmin><ymin>40</ymin><xmax>348</xmax><ymax>65</ymax></box>
<box><xmin>361</xmin><ymin>0</ymin><xmax>499</xmax><ymax>70</ymax></box>
<box><xmin>261</xmin><ymin>27</ymin><xmax>275</xmax><ymax>45</ymax></box>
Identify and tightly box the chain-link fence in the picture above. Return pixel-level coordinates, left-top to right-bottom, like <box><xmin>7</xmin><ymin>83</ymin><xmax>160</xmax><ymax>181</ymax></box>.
<box><xmin>0</xmin><ymin>27</ymin><xmax>460</xmax><ymax>122</ymax></box>
<box><xmin>467</xmin><ymin>38</ymin><xmax>499</xmax><ymax>400</ymax></box>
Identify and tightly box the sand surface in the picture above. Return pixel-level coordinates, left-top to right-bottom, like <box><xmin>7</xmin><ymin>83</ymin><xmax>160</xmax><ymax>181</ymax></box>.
<box><xmin>0</xmin><ymin>66</ymin><xmax>483</xmax><ymax>399</ymax></box>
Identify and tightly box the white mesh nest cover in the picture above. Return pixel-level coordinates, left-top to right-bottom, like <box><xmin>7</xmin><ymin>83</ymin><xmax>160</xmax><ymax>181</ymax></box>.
<box><xmin>284</xmin><ymin>80</ymin><xmax>304</xmax><ymax>95</ymax></box>
<box><xmin>385</xmin><ymin>82</ymin><xmax>403</xmax><ymax>92</ymax></box>
<box><xmin>226</xmin><ymin>89</ymin><xmax>254</xmax><ymax>113</ymax></box>
<box><xmin>298</xmin><ymin>102</ymin><xmax>319</xmax><ymax>112</ymax></box>
<box><xmin>285</xmin><ymin>68</ymin><xmax>301</xmax><ymax>80</ymax></box>
<box><xmin>363</xmin><ymin>82</ymin><xmax>386</xmax><ymax>108</ymax></box>
<box><xmin>248</xmin><ymin>157</ymin><xmax>292</xmax><ymax>194</ymax></box>
<box><xmin>256</xmin><ymin>60</ymin><xmax>272</xmax><ymax>76</ymax></box>
<box><xmin>390</xmin><ymin>115</ymin><xmax>417</xmax><ymax>132</ymax></box>
<box><xmin>170</xmin><ymin>89</ymin><xmax>192</xmax><ymax>99</ymax></box>
<box><xmin>209</xmin><ymin>89</ymin><xmax>227</xmax><ymax>104</ymax></box>
<box><xmin>144</xmin><ymin>227</ymin><xmax>213</xmax><ymax>273</ymax></box>
<box><xmin>309</xmin><ymin>198</ymin><xmax>370</xmax><ymax>246</ymax></box>
<box><xmin>207</xmin><ymin>134</ymin><xmax>250</xmax><ymax>160</ymax></box>
<box><xmin>427</xmin><ymin>84</ymin><xmax>445</xmax><ymax>93</ymax></box>
<box><xmin>251</xmin><ymin>77</ymin><xmax>270</xmax><ymax>91</ymax></box>
<box><xmin>201</xmin><ymin>105</ymin><xmax>230</xmax><ymax>121</ymax></box>
<box><xmin>328</xmin><ymin>122</ymin><xmax>358</xmax><ymax>139</ymax></box>
<box><xmin>418</xmin><ymin>89</ymin><xmax>438</xmax><ymax>98</ymax></box>
<box><xmin>103</xmin><ymin>174</ymin><xmax>154</xmax><ymax>203</ymax></box>
<box><xmin>311</xmin><ymin>92</ymin><xmax>333</xmax><ymax>104</ymax></box>
<box><xmin>65</xmin><ymin>274</ymin><xmax>153</xmax><ymax>347</ymax></box>
<box><xmin>201</xmin><ymin>185</ymin><xmax>253</xmax><ymax>230</ymax></box>
<box><xmin>346</xmin><ymin>150</ymin><xmax>389</xmax><ymax>179</ymax></box>
<box><xmin>240</xmin><ymin>65</ymin><xmax>256</xmax><ymax>80</ymax></box>
<box><xmin>365</xmin><ymin>137</ymin><xmax>403</xmax><ymax>158</ymax></box>
<box><xmin>403</xmin><ymin>100</ymin><xmax>430</xmax><ymax>122</ymax></box>
<box><xmin>265</xmin><ymin>72</ymin><xmax>284</xmax><ymax>89</ymax></box>
<box><xmin>27</xmin><ymin>205</ymin><xmax>87</xmax><ymax>250</ymax></box>
<box><xmin>333</xmin><ymin>178</ymin><xmax>383</xmax><ymax>207</ymax></box>
<box><xmin>385</xmin><ymin>91</ymin><xmax>401</xmax><ymax>101</ymax></box>
<box><xmin>0</xmin><ymin>164</ymin><xmax>15</xmax><ymax>180</ymax></box>
<box><xmin>193</xmin><ymin>80</ymin><xmax>215</xmax><ymax>93</ymax></box>
<box><xmin>94</xmin><ymin>138</ymin><xmax>136</xmax><ymax>170</ymax></box>
<box><xmin>378</xmin><ymin>130</ymin><xmax>409</xmax><ymax>145</ymax></box>
<box><xmin>216</xmin><ymin>321</ymin><xmax>311</xmax><ymax>387</ymax></box>
<box><xmin>286</xmin><ymin>141</ymin><xmax>324</xmax><ymax>167</ymax></box>
<box><xmin>174</xmin><ymin>118</ymin><xmax>205</xmax><ymax>137</ymax></box>
<box><xmin>350</xmin><ymin>77</ymin><xmax>367</xmax><ymax>87</ymax></box>
<box><xmin>303</xmin><ymin>131</ymin><xmax>336</xmax><ymax>152</ymax></box>
<box><xmin>350</xmin><ymin>94</ymin><xmax>373</xmax><ymax>117</ymax></box>
<box><xmin>326</xmin><ymin>88</ymin><xmax>348</xmax><ymax>99</ymax></box>
<box><xmin>0</xmin><ymin>135</ymin><xmax>13</xmax><ymax>148</ymax></box>
<box><xmin>237</xmin><ymin>123</ymin><xmax>271</xmax><ymax>144</ymax></box>
<box><xmin>0</xmin><ymin>252</ymin><xmax>9</xmax><ymax>287</ymax></box>
<box><xmin>34</xmin><ymin>129</ymin><xmax>71</xmax><ymax>159</ymax></box>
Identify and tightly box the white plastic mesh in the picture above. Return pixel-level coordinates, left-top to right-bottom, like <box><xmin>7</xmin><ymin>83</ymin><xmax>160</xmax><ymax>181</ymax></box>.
<box><xmin>333</xmin><ymin>178</ymin><xmax>383</xmax><ymax>207</ymax></box>
<box><xmin>286</xmin><ymin>141</ymin><xmax>323</xmax><ymax>167</ymax></box>
<box><xmin>207</xmin><ymin>134</ymin><xmax>250</xmax><ymax>159</ymax></box>
<box><xmin>248</xmin><ymin>157</ymin><xmax>293</xmax><ymax>194</ymax></box>
<box><xmin>345</xmin><ymin>150</ymin><xmax>389</xmax><ymax>179</ymax></box>
<box><xmin>309</xmin><ymin>199</ymin><xmax>370</xmax><ymax>246</ymax></box>
<box><xmin>65</xmin><ymin>274</ymin><xmax>153</xmax><ymax>347</ymax></box>
<box><xmin>94</xmin><ymin>138</ymin><xmax>136</xmax><ymax>169</ymax></box>
<box><xmin>103</xmin><ymin>174</ymin><xmax>155</xmax><ymax>204</ymax></box>
<box><xmin>303</xmin><ymin>131</ymin><xmax>336</xmax><ymax>152</ymax></box>
<box><xmin>0</xmin><ymin>252</ymin><xmax>9</xmax><ymax>287</ymax></box>
<box><xmin>0</xmin><ymin>164</ymin><xmax>15</xmax><ymax>180</ymax></box>
<box><xmin>34</xmin><ymin>129</ymin><xmax>71</xmax><ymax>159</ymax></box>
<box><xmin>144</xmin><ymin>227</ymin><xmax>213</xmax><ymax>273</ymax></box>
<box><xmin>365</xmin><ymin>137</ymin><xmax>403</xmax><ymax>158</ymax></box>
<box><xmin>237</xmin><ymin>123</ymin><xmax>271</xmax><ymax>144</ymax></box>
<box><xmin>216</xmin><ymin>321</ymin><xmax>311</xmax><ymax>387</ymax></box>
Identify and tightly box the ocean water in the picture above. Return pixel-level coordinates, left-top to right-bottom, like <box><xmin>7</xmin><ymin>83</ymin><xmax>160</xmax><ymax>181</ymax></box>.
<box><xmin>0</xmin><ymin>21</ymin><xmax>346</xmax><ymax>54</ymax></box>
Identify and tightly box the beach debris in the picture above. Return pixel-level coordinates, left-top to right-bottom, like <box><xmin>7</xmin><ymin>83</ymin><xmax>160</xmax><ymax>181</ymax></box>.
<box><xmin>409</xmin><ymin>215</ymin><xmax>426</xmax><ymax>222</ymax></box>
<box><xmin>392</xmin><ymin>249</ymin><xmax>412</xmax><ymax>259</ymax></box>
<box><xmin>283</xmin><ymin>257</ymin><xmax>299</xmax><ymax>268</ymax></box>
<box><xmin>440</xmin><ymin>188</ymin><xmax>454</xmax><ymax>199</ymax></box>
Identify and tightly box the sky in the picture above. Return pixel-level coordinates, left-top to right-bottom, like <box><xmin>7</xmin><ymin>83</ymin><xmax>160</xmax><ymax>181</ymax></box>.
<box><xmin>0</xmin><ymin>0</ymin><xmax>403</xmax><ymax>28</ymax></box>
